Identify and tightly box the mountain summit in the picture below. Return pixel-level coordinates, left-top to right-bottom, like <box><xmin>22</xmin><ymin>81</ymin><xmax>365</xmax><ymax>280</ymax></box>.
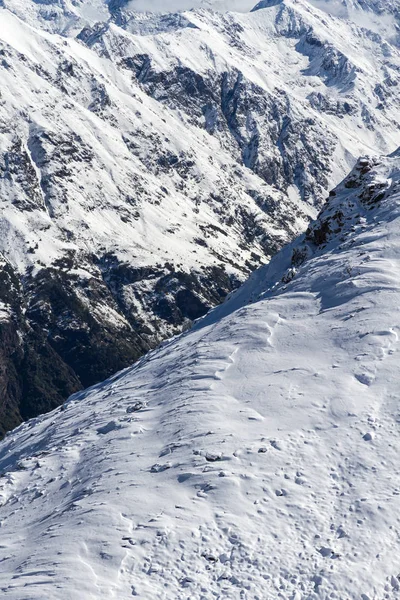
<box><xmin>1</xmin><ymin>151</ymin><xmax>399</xmax><ymax>598</ymax></box>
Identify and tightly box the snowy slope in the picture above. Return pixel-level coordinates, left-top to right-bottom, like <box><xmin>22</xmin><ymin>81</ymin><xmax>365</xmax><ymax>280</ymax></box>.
<box><xmin>1</xmin><ymin>0</ymin><xmax>400</xmax><ymax>433</ymax></box>
<box><xmin>1</xmin><ymin>152</ymin><xmax>400</xmax><ymax>598</ymax></box>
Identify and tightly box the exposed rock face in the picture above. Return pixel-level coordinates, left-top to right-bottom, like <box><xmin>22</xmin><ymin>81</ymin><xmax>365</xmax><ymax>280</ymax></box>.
<box><xmin>0</xmin><ymin>257</ymin><xmax>81</xmax><ymax>437</ymax></box>
<box><xmin>0</xmin><ymin>252</ymin><xmax>243</xmax><ymax>437</ymax></box>
<box><xmin>0</xmin><ymin>0</ymin><xmax>400</xmax><ymax>433</ymax></box>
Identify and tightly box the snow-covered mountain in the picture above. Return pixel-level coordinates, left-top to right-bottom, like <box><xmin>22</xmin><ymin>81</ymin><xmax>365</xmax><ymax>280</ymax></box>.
<box><xmin>1</xmin><ymin>150</ymin><xmax>400</xmax><ymax>598</ymax></box>
<box><xmin>1</xmin><ymin>0</ymin><xmax>400</xmax><ymax>434</ymax></box>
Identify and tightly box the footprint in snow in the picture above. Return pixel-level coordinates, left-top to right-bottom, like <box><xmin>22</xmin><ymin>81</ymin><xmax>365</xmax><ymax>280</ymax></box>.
<box><xmin>270</xmin><ymin>440</ymin><xmax>284</xmax><ymax>451</ymax></box>
<box><xmin>150</xmin><ymin>463</ymin><xmax>171</xmax><ymax>473</ymax></box>
<box><xmin>355</xmin><ymin>372</ymin><xmax>375</xmax><ymax>386</ymax></box>
<box><xmin>177</xmin><ymin>473</ymin><xmax>195</xmax><ymax>483</ymax></box>
<box><xmin>205</xmin><ymin>452</ymin><xmax>222</xmax><ymax>462</ymax></box>
<box><xmin>126</xmin><ymin>401</ymin><xmax>147</xmax><ymax>413</ymax></box>
<box><xmin>96</xmin><ymin>421</ymin><xmax>122</xmax><ymax>435</ymax></box>
<box><xmin>318</xmin><ymin>547</ymin><xmax>340</xmax><ymax>558</ymax></box>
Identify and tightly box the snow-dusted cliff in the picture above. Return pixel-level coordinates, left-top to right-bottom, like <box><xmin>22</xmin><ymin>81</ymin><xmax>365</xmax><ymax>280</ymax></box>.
<box><xmin>1</xmin><ymin>151</ymin><xmax>400</xmax><ymax>598</ymax></box>
<box><xmin>1</xmin><ymin>0</ymin><xmax>400</xmax><ymax>432</ymax></box>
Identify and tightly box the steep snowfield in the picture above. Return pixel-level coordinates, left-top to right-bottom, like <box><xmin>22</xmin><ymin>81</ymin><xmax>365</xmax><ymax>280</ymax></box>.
<box><xmin>2</xmin><ymin>0</ymin><xmax>400</xmax><ymax>434</ymax></box>
<box><xmin>1</xmin><ymin>153</ymin><xmax>400</xmax><ymax>598</ymax></box>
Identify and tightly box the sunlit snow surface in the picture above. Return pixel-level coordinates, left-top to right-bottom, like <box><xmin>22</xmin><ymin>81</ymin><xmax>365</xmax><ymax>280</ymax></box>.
<box><xmin>1</xmin><ymin>155</ymin><xmax>400</xmax><ymax>598</ymax></box>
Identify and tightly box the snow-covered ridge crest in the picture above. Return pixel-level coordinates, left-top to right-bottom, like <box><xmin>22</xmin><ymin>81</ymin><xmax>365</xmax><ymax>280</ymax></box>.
<box><xmin>1</xmin><ymin>151</ymin><xmax>400</xmax><ymax>598</ymax></box>
<box><xmin>196</xmin><ymin>149</ymin><xmax>400</xmax><ymax>319</ymax></box>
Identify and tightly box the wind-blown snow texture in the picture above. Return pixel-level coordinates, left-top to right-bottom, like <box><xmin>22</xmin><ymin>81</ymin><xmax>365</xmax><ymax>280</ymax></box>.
<box><xmin>1</xmin><ymin>0</ymin><xmax>400</xmax><ymax>433</ymax></box>
<box><xmin>1</xmin><ymin>152</ymin><xmax>400</xmax><ymax>598</ymax></box>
